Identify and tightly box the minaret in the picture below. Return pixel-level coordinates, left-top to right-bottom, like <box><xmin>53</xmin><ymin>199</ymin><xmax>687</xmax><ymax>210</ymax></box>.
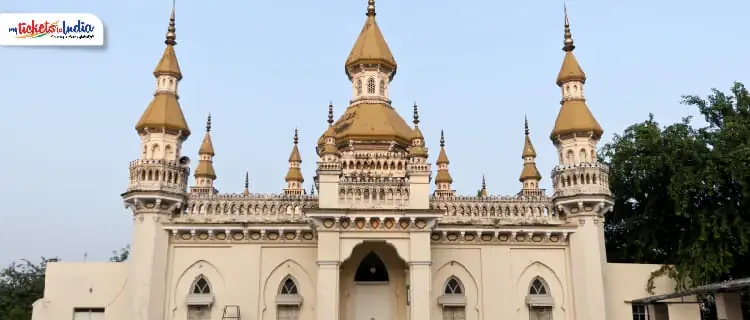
<box><xmin>319</xmin><ymin>103</ymin><xmax>340</xmax><ymax>162</ymax></box>
<box><xmin>284</xmin><ymin>128</ymin><xmax>305</xmax><ymax>196</ymax></box>
<box><xmin>550</xmin><ymin>7</ymin><xmax>612</xmax><ymax>320</ymax></box>
<box><xmin>191</xmin><ymin>114</ymin><xmax>217</xmax><ymax>194</ymax></box>
<box><xmin>434</xmin><ymin>130</ymin><xmax>454</xmax><ymax>198</ymax></box>
<box><xmin>408</xmin><ymin>103</ymin><xmax>428</xmax><ymax>159</ymax></box>
<box><xmin>121</xmin><ymin>5</ymin><xmax>188</xmax><ymax>320</ymax></box>
<box><xmin>519</xmin><ymin>116</ymin><xmax>542</xmax><ymax>196</ymax></box>
<box><xmin>243</xmin><ymin>172</ymin><xmax>250</xmax><ymax>197</ymax></box>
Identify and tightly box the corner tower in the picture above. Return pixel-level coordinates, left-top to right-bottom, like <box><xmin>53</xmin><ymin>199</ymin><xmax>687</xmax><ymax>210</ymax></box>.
<box><xmin>549</xmin><ymin>7</ymin><xmax>613</xmax><ymax>320</ymax></box>
<box><xmin>315</xmin><ymin>0</ymin><xmax>431</xmax><ymax>210</ymax></box>
<box><xmin>121</xmin><ymin>5</ymin><xmax>190</xmax><ymax>320</ymax></box>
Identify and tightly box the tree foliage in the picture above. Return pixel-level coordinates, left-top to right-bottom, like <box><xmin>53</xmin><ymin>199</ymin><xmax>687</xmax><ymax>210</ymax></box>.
<box><xmin>601</xmin><ymin>82</ymin><xmax>750</xmax><ymax>316</ymax></box>
<box><xmin>0</xmin><ymin>246</ymin><xmax>130</xmax><ymax>320</ymax></box>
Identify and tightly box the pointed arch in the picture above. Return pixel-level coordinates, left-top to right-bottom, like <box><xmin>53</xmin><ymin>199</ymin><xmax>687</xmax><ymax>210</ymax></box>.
<box><xmin>355</xmin><ymin>251</ymin><xmax>389</xmax><ymax>282</ymax></box>
<box><xmin>433</xmin><ymin>261</ymin><xmax>480</xmax><ymax>320</ymax></box>
<box><xmin>528</xmin><ymin>277</ymin><xmax>550</xmax><ymax>296</ymax></box>
<box><xmin>443</xmin><ymin>276</ymin><xmax>464</xmax><ymax>295</ymax></box>
<box><xmin>170</xmin><ymin>260</ymin><xmax>225</xmax><ymax>313</ymax></box>
<box><xmin>515</xmin><ymin>261</ymin><xmax>568</xmax><ymax>319</ymax></box>
<box><xmin>279</xmin><ymin>276</ymin><xmax>299</xmax><ymax>295</ymax></box>
<box><xmin>260</xmin><ymin>259</ymin><xmax>314</xmax><ymax>320</ymax></box>
<box><xmin>191</xmin><ymin>276</ymin><xmax>212</xmax><ymax>294</ymax></box>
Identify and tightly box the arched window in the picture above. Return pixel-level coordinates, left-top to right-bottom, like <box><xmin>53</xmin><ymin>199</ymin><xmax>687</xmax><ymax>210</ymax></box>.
<box><xmin>579</xmin><ymin>149</ymin><xmax>587</xmax><ymax>162</ymax></box>
<box><xmin>192</xmin><ymin>277</ymin><xmax>211</xmax><ymax>294</ymax></box>
<box><xmin>355</xmin><ymin>252</ymin><xmax>389</xmax><ymax>282</ymax></box>
<box><xmin>526</xmin><ymin>277</ymin><xmax>554</xmax><ymax>319</ymax></box>
<box><xmin>276</xmin><ymin>276</ymin><xmax>302</xmax><ymax>319</ymax></box>
<box><xmin>186</xmin><ymin>275</ymin><xmax>215</xmax><ymax>315</ymax></box>
<box><xmin>444</xmin><ymin>277</ymin><xmax>463</xmax><ymax>295</ymax></box>
<box><xmin>280</xmin><ymin>278</ymin><xmax>298</xmax><ymax>295</ymax></box>
<box><xmin>367</xmin><ymin>77</ymin><xmax>376</xmax><ymax>94</ymax></box>
<box><xmin>439</xmin><ymin>276</ymin><xmax>466</xmax><ymax>319</ymax></box>
<box><xmin>529</xmin><ymin>278</ymin><xmax>548</xmax><ymax>295</ymax></box>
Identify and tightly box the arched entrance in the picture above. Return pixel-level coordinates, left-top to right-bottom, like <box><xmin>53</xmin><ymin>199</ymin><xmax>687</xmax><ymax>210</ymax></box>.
<box><xmin>340</xmin><ymin>242</ymin><xmax>407</xmax><ymax>320</ymax></box>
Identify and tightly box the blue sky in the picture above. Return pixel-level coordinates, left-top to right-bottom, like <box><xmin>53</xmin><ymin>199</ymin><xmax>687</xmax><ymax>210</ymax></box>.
<box><xmin>1</xmin><ymin>0</ymin><xmax>748</xmax><ymax>266</ymax></box>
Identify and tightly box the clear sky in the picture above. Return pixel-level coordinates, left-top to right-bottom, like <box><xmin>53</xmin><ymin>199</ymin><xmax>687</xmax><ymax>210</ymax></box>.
<box><xmin>1</xmin><ymin>0</ymin><xmax>748</xmax><ymax>266</ymax></box>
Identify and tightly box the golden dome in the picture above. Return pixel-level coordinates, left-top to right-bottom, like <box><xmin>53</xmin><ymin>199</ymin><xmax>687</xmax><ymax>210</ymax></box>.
<box><xmin>550</xmin><ymin>100</ymin><xmax>604</xmax><ymax>139</ymax></box>
<box><xmin>332</xmin><ymin>103</ymin><xmax>414</xmax><ymax>146</ymax></box>
<box><xmin>344</xmin><ymin>0</ymin><xmax>397</xmax><ymax>79</ymax></box>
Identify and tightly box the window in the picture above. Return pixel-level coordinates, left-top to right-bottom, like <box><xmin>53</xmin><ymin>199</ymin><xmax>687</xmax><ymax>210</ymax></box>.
<box><xmin>367</xmin><ymin>77</ymin><xmax>375</xmax><ymax>94</ymax></box>
<box><xmin>443</xmin><ymin>306</ymin><xmax>465</xmax><ymax>320</ymax></box>
<box><xmin>73</xmin><ymin>308</ymin><xmax>104</xmax><ymax>320</ymax></box>
<box><xmin>444</xmin><ymin>277</ymin><xmax>463</xmax><ymax>295</ymax></box>
<box><xmin>632</xmin><ymin>304</ymin><xmax>649</xmax><ymax>320</ymax></box>
<box><xmin>280</xmin><ymin>278</ymin><xmax>298</xmax><ymax>295</ymax></box>
<box><xmin>192</xmin><ymin>277</ymin><xmax>211</xmax><ymax>294</ymax></box>
<box><xmin>529</xmin><ymin>278</ymin><xmax>548</xmax><ymax>295</ymax></box>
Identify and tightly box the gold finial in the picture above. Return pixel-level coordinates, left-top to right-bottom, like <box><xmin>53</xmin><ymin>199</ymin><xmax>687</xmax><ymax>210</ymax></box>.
<box><xmin>563</xmin><ymin>3</ymin><xmax>575</xmax><ymax>52</ymax></box>
<box><xmin>205</xmin><ymin>113</ymin><xmax>211</xmax><ymax>132</ymax></box>
<box><xmin>413</xmin><ymin>102</ymin><xmax>420</xmax><ymax>127</ymax></box>
<box><xmin>293</xmin><ymin>128</ymin><xmax>299</xmax><ymax>145</ymax></box>
<box><xmin>165</xmin><ymin>0</ymin><xmax>177</xmax><ymax>45</ymax></box>
<box><xmin>367</xmin><ymin>0</ymin><xmax>376</xmax><ymax>17</ymax></box>
<box><xmin>440</xmin><ymin>130</ymin><xmax>445</xmax><ymax>147</ymax></box>
<box><xmin>524</xmin><ymin>115</ymin><xmax>530</xmax><ymax>135</ymax></box>
<box><xmin>328</xmin><ymin>101</ymin><xmax>334</xmax><ymax>126</ymax></box>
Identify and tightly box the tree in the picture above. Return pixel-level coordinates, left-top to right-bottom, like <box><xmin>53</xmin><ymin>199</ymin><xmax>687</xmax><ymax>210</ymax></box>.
<box><xmin>110</xmin><ymin>245</ymin><xmax>130</xmax><ymax>262</ymax></box>
<box><xmin>601</xmin><ymin>82</ymin><xmax>750</xmax><ymax>317</ymax></box>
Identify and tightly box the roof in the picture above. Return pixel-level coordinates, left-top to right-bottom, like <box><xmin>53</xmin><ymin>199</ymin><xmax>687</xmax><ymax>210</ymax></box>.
<box><xmin>630</xmin><ymin>278</ymin><xmax>750</xmax><ymax>304</ymax></box>
<box><xmin>332</xmin><ymin>103</ymin><xmax>414</xmax><ymax>146</ymax></box>
<box><xmin>344</xmin><ymin>2</ymin><xmax>397</xmax><ymax>78</ymax></box>
<box><xmin>135</xmin><ymin>93</ymin><xmax>190</xmax><ymax>136</ymax></box>
<box><xmin>550</xmin><ymin>100</ymin><xmax>603</xmax><ymax>139</ymax></box>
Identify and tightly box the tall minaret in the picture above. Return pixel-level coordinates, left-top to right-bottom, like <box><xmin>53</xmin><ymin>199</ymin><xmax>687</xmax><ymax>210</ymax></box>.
<box><xmin>550</xmin><ymin>7</ymin><xmax>612</xmax><ymax>320</ymax></box>
<box><xmin>284</xmin><ymin>128</ymin><xmax>305</xmax><ymax>196</ymax></box>
<box><xmin>122</xmin><ymin>5</ymin><xmax>189</xmax><ymax>320</ymax></box>
<box><xmin>434</xmin><ymin>130</ymin><xmax>454</xmax><ymax>198</ymax></box>
<box><xmin>479</xmin><ymin>175</ymin><xmax>488</xmax><ymax>198</ymax></box>
<box><xmin>191</xmin><ymin>114</ymin><xmax>217</xmax><ymax>194</ymax></box>
<box><xmin>519</xmin><ymin>116</ymin><xmax>542</xmax><ymax>195</ymax></box>
<box><xmin>408</xmin><ymin>103</ymin><xmax>428</xmax><ymax>159</ymax></box>
<box><xmin>407</xmin><ymin>102</ymin><xmax>432</xmax><ymax>209</ymax></box>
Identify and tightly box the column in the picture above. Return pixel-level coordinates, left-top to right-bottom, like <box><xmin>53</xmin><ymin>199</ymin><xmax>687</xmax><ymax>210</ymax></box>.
<box><xmin>568</xmin><ymin>216</ymin><xmax>608</xmax><ymax>320</ymax></box>
<box><xmin>317</xmin><ymin>231</ymin><xmax>341</xmax><ymax>320</ymax></box>
<box><xmin>715</xmin><ymin>292</ymin><xmax>744</xmax><ymax>320</ymax></box>
<box><xmin>409</xmin><ymin>230</ymin><xmax>432</xmax><ymax>320</ymax></box>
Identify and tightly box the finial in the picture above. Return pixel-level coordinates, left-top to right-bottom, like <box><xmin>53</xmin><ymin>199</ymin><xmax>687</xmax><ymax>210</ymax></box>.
<box><xmin>482</xmin><ymin>175</ymin><xmax>487</xmax><ymax>190</ymax></box>
<box><xmin>524</xmin><ymin>115</ymin><xmax>530</xmax><ymax>135</ymax></box>
<box><xmin>165</xmin><ymin>0</ymin><xmax>177</xmax><ymax>45</ymax></box>
<box><xmin>205</xmin><ymin>113</ymin><xmax>211</xmax><ymax>132</ymax></box>
<box><xmin>367</xmin><ymin>0</ymin><xmax>376</xmax><ymax>17</ymax></box>
<box><xmin>440</xmin><ymin>130</ymin><xmax>445</xmax><ymax>147</ymax></box>
<box><xmin>310</xmin><ymin>184</ymin><xmax>316</xmax><ymax>195</ymax></box>
<box><xmin>244</xmin><ymin>171</ymin><xmax>249</xmax><ymax>189</ymax></box>
<box><xmin>293</xmin><ymin>128</ymin><xmax>299</xmax><ymax>145</ymax></box>
<box><xmin>328</xmin><ymin>101</ymin><xmax>334</xmax><ymax>126</ymax></box>
<box><xmin>413</xmin><ymin>102</ymin><xmax>420</xmax><ymax>127</ymax></box>
<box><xmin>563</xmin><ymin>3</ymin><xmax>575</xmax><ymax>52</ymax></box>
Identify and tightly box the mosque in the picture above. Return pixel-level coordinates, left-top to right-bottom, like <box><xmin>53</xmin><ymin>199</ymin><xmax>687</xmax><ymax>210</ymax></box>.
<box><xmin>31</xmin><ymin>1</ymin><xmax>703</xmax><ymax>320</ymax></box>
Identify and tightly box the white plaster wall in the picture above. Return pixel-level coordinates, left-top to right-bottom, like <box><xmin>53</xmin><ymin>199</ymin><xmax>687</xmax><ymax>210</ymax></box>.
<box><xmin>164</xmin><ymin>244</ymin><xmax>317</xmax><ymax>320</ymax></box>
<box><xmin>31</xmin><ymin>262</ymin><xmax>130</xmax><ymax>320</ymax></box>
<box><xmin>605</xmin><ymin>263</ymin><xmax>701</xmax><ymax>320</ymax></box>
<box><xmin>430</xmin><ymin>246</ymin><xmax>572</xmax><ymax>320</ymax></box>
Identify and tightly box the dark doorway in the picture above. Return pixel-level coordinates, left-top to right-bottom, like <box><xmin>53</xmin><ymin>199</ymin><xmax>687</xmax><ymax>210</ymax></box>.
<box><xmin>354</xmin><ymin>251</ymin><xmax>389</xmax><ymax>282</ymax></box>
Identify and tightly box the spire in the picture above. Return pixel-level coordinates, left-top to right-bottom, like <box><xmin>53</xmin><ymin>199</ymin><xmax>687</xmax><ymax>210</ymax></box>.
<box><xmin>242</xmin><ymin>171</ymin><xmax>250</xmax><ymax>196</ymax></box>
<box><xmin>434</xmin><ymin>130</ymin><xmax>453</xmax><ymax>192</ymax></box>
<box><xmin>194</xmin><ymin>114</ymin><xmax>216</xmax><ymax>181</ymax></box>
<box><xmin>328</xmin><ymin>101</ymin><xmax>334</xmax><ymax>126</ymax></box>
<box><xmin>285</xmin><ymin>128</ymin><xmax>304</xmax><ymax>195</ymax></box>
<box><xmin>480</xmin><ymin>175</ymin><xmax>488</xmax><ymax>197</ymax></box>
<box><xmin>135</xmin><ymin>2</ymin><xmax>189</xmax><ymax>137</ymax></box>
<box><xmin>551</xmin><ymin>6</ymin><xmax>604</xmax><ymax>140</ymax></box>
<box><xmin>520</xmin><ymin>117</ymin><xmax>542</xmax><ymax>184</ymax></box>
<box><xmin>436</xmin><ymin>130</ymin><xmax>450</xmax><ymax>165</ymax></box>
<box><xmin>345</xmin><ymin>0</ymin><xmax>397</xmax><ymax>79</ymax></box>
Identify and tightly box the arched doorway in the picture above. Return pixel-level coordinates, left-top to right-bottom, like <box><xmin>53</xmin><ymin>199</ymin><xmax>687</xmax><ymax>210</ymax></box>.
<box><xmin>340</xmin><ymin>242</ymin><xmax>407</xmax><ymax>320</ymax></box>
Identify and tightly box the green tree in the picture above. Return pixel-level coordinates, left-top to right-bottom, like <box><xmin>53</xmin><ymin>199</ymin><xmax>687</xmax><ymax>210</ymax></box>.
<box><xmin>601</xmin><ymin>82</ymin><xmax>750</xmax><ymax>317</ymax></box>
<box><xmin>110</xmin><ymin>245</ymin><xmax>130</xmax><ymax>262</ymax></box>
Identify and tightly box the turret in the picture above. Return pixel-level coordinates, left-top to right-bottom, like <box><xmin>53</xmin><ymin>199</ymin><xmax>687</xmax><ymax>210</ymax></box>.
<box><xmin>549</xmin><ymin>7</ymin><xmax>613</xmax><ymax>320</ymax></box>
<box><xmin>121</xmin><ymin>5</ymin><xmax>188</xmax><ymax>320</ymax></box>
<box><xmin>191</xmin><ymin>114</ymin><xmax>217</xmax><ymax>195</ymax></box>
<box><xmin>519</xmin><ymin>117</ymin><xmax>542</xmax><ymax>196</ymax></box>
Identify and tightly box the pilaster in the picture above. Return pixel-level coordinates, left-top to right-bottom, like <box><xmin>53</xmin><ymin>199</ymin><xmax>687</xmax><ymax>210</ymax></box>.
<box><xmin>408</xmin><ymin>231</ymin><xmax>432</xmax><ymax>320</ymax></box>
<box><xmin>317</xmin><ymin>230</ymin><xmax>341</xmax><ymax>320</ymax></box>
<box><xmin>565</xmin><ymin>208</ymin><xmax>609</xmax><ymax>320</ymax></box>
